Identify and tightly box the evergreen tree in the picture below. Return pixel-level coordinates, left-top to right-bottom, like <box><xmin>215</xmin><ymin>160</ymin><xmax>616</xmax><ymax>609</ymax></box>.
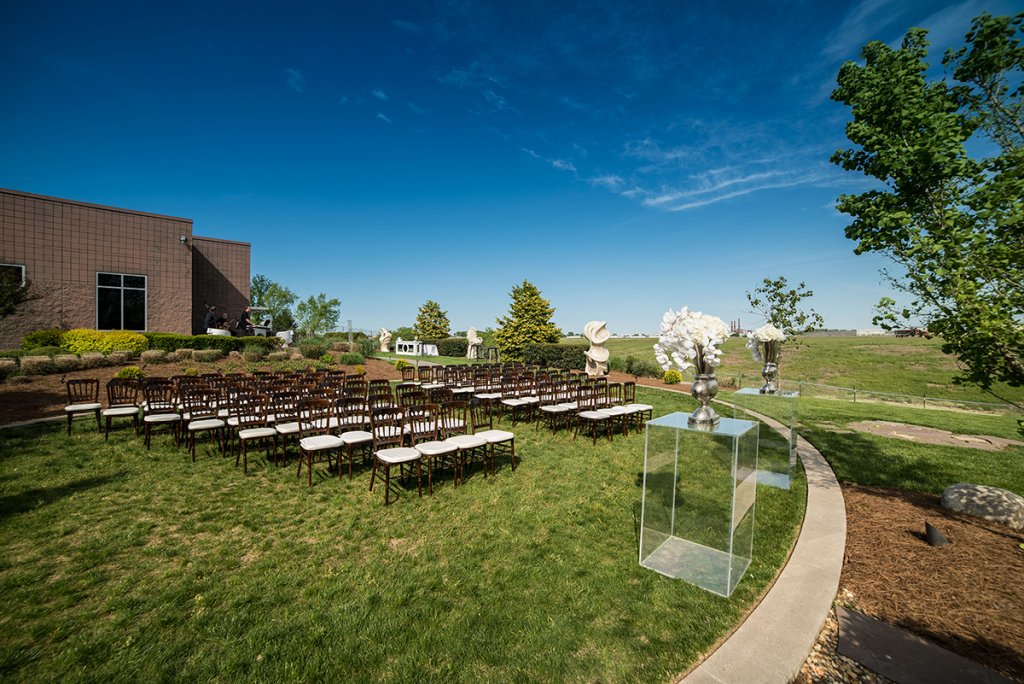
<box><xmin>494</xmin><ymin>280</ymin><xmax>562</xmax><ymax>359</ymax></box>
<box><xmin>415</xmin><ymin>300</ymin><xmax>451</xmax><ymax>338</ymax></box>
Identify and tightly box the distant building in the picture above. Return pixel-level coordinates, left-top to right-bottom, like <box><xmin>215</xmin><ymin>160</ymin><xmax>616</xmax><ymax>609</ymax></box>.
<box><xmin>0</xmin><ymin>188</ymin><xmax>250</xmax><ymax>348</ymax></box>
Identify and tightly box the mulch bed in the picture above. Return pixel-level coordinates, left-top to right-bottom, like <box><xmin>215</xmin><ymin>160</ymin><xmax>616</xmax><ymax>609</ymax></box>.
<box><xmin>840</xmin><ymin>484</ymin><xmax>1024</xmax><ymax>681</ymax></box>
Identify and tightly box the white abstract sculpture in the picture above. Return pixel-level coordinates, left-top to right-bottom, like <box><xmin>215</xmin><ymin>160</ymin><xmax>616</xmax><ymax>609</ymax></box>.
<box><xmin>379</xmin><ymin>327</ymin><xmax>392</xmax><ymax>353</ymax></box>
<box><xmin>466</xmin><ymin>327</ymin><xmax>483</xmax><ymax>359</ymax></box>
<box><xmin>584</xmin><ymin>320</ymin><xmax>610</xmax><ymax>377</ymax></box>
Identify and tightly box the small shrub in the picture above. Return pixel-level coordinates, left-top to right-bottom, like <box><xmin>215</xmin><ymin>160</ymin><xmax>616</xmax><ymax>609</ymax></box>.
<box><xmin>183</xmin><ymin>368</ymin><xmax>199</xmax><ymax>377</ymax></box>
<box><xmin>9</xmin><ymin>375</ymin><xmax>32</xmax><ymax>385</ymax></box>
<box><xmin>20</xmin><ymin>356</ymin><xmax>55</xmax><ymax>374</ymax></box>
<box><xmin>0</xmin><ymin>358</ymin><xmax>17</xmax><ymax>380</ymax></box>
<box><xmin>300</xmin><ymin>340</ymin><xmax>330</xmax><ymax>360</ymax></box>
<box><xmin>80</xmin><ymin>352</ymin><xmax>106</xmax><ymax>369</ymax></box>
<box><xmin>319</xmin><ymin>353</ymin><xmax>334</xmax><ymax>365</ymax></box>
<box><xmin>22</xmin><ymin>329</ymin><xmax>65</xmax><ymax>350</ymax></box>
<box><xmin>331</xmin><ymin>341</ymin><xmax>353</xmax><ymax>352</ymax></box>
<box><xmin>356</xmin><ymin>337</ymin><xmax>377</xmax><ymax>358</ymax></box>
<box><xmin>624</xmin><ymin>355</ymin><xmax>663</xmax><ymax>379</ymax></box>
<box><xmin>0</xmin><ymin>349</ymin><xmax>24</xmax><ymax>360</ymax></box>
<box><xmin>267</xmin><ymin>351</ymin><xmax>290</xmax><ymax>362</ymax></box>
<box><xmin>394</xmin><ymin>359</ymin><xmax>411</xmax><ymax>371</ymax></box>
<box><xmin>608</xmin><ymin>356</ymin><xmax>627</xmax><ymax>372</ymax></box>
<box><xmin>194</xmin><ymin>349</ymin><xmax>223</xmax><ymax>363</ymax></box>
<box><xmin>109</xmin><ymin>350</ymin><xmax>133</xmax><ymax>364</ymax></box>
<box><xmin>115</xmin><ymin>366</ymin><xmax>145</xmax><ymax>380</ymax></box>
<box><xmin>242</xmin><ymin>344</ymin><xmax>266</xmax><ymax>362</ymax></box>
<box><xmin>53</xmin><ymin>354</ymin><xmax>81</xmax><ymax>371</ymax></box>
<box><xmin>141</xmin><ymin>350</ymin><xmax>167</xmax><ymax>364</ymax></box>
<box><xmin>228</xmin><ymin>350</ymin><xmax>242</xmax><ymax>359</ymax></box>
<box><xmin>662</xmin><ymin>369</ymin><xmax>683</xmax><ymax>385</ymax></box>
<box><xmin>521</xmin><ymin>344</ymin><xmax>588</xmax><ymax>370</ymax></box>
<box><xmin>62</xmin><ymin>329</ymin><xmax>148</xmax><ymax>355</ymax></box>
<box><xmin>422</xmin><ymin>338</ymin><xmax>469</xmax><ymax>357</ymax></box>
<box><xmin>175</xmin><ymin>348</ymin><xmax>194</xmax><ymax>361</ymax></box>
<box><xmin>352</xmin><ymin>364</ymin><xmax>365</xmax><ymax>376</ymax></box>
<box><xmin>340</xmin><ymin>352</ymin><xmax>365</xmax><ymax>365</ymax></box>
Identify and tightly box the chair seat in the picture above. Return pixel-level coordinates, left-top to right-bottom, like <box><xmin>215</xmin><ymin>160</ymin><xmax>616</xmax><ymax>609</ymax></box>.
<box><xmin>65</xmin><ymin>402</ymin><xmax>102</xmax><ymax>412</ymax></box>
<box><xmin>102</xmin><ymin>406</ymin><xmax>138</xmax><ymax>417</ymax></box>
<box><xmin>375</xmin><ymin>447</ymin><xmax>421</xmax><ymax>464</ymax></box>
<box><xmin>421</xmin><ymin>383</ymin><xmax>445</xmax><ymax>390</ymax></box>
<box><xmin>579</xmin><ymin>410</ymin><xmax>610</xmax><ymax>420</ymax></box>
<box><xmin>188</xmin><ymin>418</ymin><xmax>225</xmax><ymax>431</ymax></box>
<box><xmin>275</xmin><ymin>421</ymin><xmax>300</xmax><ymax>435</ymax></box>
<box><xmin>520</xmin><ymin>396</ymin><xmax>540</xmax><ymax>404</ymax></box>
<box><xmin>477</xmin><ymin>429</ymin><xmax>514</xmax><ymax>444</ymax></box>
<box><xmin>540</xmin><ymin>404</ymin><xmax>572</xmax><ymax>414</ymax></box>
<box><xmin>339</xmin><ymin>430</ymin><xmax>373</xmax><ymax>445</ymax></box>
<box><xmin>452</xmin><ymin>387</ymin><xmax>475</xmax><ymax>395</ymax></box>
<box><xmin>599</xmin><ymin>406</ymin><xmax>632</xmax><ymax>416</ymax></box>
<box><xmin>558</xmin><ymin>401</ymin><xmax>579</xmax><ymax>410</ymax></box>
<box><xmin>414</xmin><ymin>440</ymin><xmax>459</xmax><ymax>457</ymax></box>
<box><xmin>445</xmin><ymin>434</ymin><xmax>488</xmax><ymax>449</ymax></box>
<box><xmin>625</xmin><ymin>403</ymin><xmax>653</xmax><ymax>412</ymax></box>
<box><xmin>144</xmin><ymin>413</ymin><xmax>181</xmax><ymax>423</ymax></box>
<box><xmin>300</xmin><ymin>434</ymin><xmax>344</xmax><ymax>450</ymax></box>
<box><xmin>501</xmin><ymin>398</ymin><xmax>528</xmax><ymax>407</ymax></box>
<box><xmin>239</xmin><ymin>427</ymin><xmax>277</xmax><ymax>440</ymax></box>
<box><xmin>473</xmin><ymin>392</ymin><xmax>502</xmax><ymax>401</ymax></box>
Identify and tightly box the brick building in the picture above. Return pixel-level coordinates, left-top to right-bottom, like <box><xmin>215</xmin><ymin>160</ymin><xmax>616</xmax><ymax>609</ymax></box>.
<box><xmin>0</xmin><ymin>188</ymin><xmax>250</xmax><ymax>348</ymax></box>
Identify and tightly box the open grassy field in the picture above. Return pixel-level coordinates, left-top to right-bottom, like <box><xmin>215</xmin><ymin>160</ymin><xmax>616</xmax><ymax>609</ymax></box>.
<box><xmin>580</xmin><ymin>336</ymin><xmax>1024</xmax><ymax>406</ymax></box>
<box><xmin>0</xmin><ymin>388</ymin><xmax>806</xmax><ymax>682</ymax></box>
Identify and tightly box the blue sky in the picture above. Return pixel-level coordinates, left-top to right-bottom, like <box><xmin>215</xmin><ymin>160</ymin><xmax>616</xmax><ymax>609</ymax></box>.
<box><xmin>0</xmin><ymin>0</ymin><xmax>1014</xmax><ymax>334</ymax></box>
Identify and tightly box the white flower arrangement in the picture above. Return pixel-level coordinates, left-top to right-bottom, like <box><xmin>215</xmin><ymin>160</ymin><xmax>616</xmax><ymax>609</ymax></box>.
<box><xmin>747</xmin><ymin>323</ymin><xmax>786</xmax><ymax>361</ymax></box>
<box><xmin>654</xmin><ymin>307</ymin><xmax>731</xmax><ymax>374</ymax></box>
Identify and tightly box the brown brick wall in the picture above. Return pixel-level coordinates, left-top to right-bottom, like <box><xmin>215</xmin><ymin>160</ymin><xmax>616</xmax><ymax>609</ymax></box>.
<box><xmin>191</xmin><ymin>237</ymin><xmax>250</xmax><ymax>334</ymax></box>
<box><xmin>0</xmin><ymin>189</ymin><xmax>248</xmax><ymax>349</ymax></box>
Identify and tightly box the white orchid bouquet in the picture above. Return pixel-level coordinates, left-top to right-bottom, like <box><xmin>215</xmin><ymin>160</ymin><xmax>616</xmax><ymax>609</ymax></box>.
<box><xmin>747</xmin><ymin>323</ymin><xmax>786</xmax><ymax>362</ymax></box>
<box><xmin>654</xmin><ymin>307</ymin><xmax>731</xmax><ymax>375</ymax></box>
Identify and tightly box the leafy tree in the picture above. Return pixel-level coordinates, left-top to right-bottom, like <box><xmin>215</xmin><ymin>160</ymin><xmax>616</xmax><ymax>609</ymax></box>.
<box><xmin>831</xmin><ymin>13</ymin><xmax>1024</xmax><ymax>399</ymax></box>
<box><xmin>249</xmin><ymin>274</ymin><xmax>297</xmax><ymax>330</ymax></box>
<box><xmin>0</xmin><ymin>269</ymin><xmax>39</xmax><ymax>318</ymax></box>
<box><xmin>415</xmin><ymin>300</ymin><xmax>451</xmax><ymax>338</ymax></box>
<box><xmin>294</xmin><ymin>293</ymin><xmax>340</xmax><ymax>337</ymax></box>
<box><xmin>393</xmin><ymin>325</ymin><xmax>416</xmax><ymax>341</ymax></box>
<box><xmin>746</xmin><ymin>276</ymin><xmax>824</xmax><ymax>336</ymax></box>
<box><xmin>494</xmin><ymin>280</ymin><xmax>562</xmax><ymax>360</ymax></box>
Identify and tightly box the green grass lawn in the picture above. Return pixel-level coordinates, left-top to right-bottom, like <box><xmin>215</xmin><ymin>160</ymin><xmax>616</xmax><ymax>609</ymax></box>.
<box><xmin>590</xmin><ymin>336</ymin><xmax>1024</xmax><ymax>406</ymax></box>
<box><xmin>0</xmin><ymin>388</ymin><xmax>805</xmax><ymax>682</ymax></box>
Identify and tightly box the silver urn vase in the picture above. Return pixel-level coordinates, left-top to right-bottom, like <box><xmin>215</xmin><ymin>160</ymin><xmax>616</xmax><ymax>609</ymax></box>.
<box><xmin>759</xmin><ymin>341</ymin><xmax>780</xmax><ymax>394</ymax></box>
<box><xmin>688</xmin><ymin>373</ymin><xmax>720</xmax><ymax>427</ymax></box>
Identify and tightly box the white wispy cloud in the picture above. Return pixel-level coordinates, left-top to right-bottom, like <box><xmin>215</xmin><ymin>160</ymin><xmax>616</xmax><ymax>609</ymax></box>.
<box><xmin>642</xmin><ymin>171</ymin><xmax>786</xmax><ymax>207</ymax></box>
<box><xmin>588</xmin><ymin>175</ymin><xmax>623</xmax><ymax>190</ymax></box>
<box><xmin>285</xmin><ymin>68</ymin><xmax>305</xmax><ymax>93</ymax></box>
<box><xmin>376</xmin><ymin>111</ymin><xmax>393</xmax><ymax>124</ymax></box>
<box><xmin>408</xmin><ymin>102</ymin><xmax>429</xmax><ymax>115</ymax></box>
<box><xmin>392</xmin><ymin>19</ymin><xmax>423</xmax><ymax>34</ymax></box>
<box><xmin>822</xmin><ymin>0</ymin><xmax>906</xmax><ymax>61</ymax></box>
<box><xmin>551</xmin><ymin>159</ymin><xmax>576</xmax><ymax>172</ymax></box>
<box><xmin>372</xmin><ymin>88</ymin><xmax>388</xmax><ymax>101</ymax></box>
<box><xmin>658</xmin><ymin>177</ymin><xmax>811</xmax><ymax>212</ymax></box>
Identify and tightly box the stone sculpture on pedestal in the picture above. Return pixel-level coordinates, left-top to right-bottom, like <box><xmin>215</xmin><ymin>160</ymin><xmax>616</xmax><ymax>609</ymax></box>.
<box><xmin>466</xmin><ymin>327</ymin><xmax>483</xmax><ymax>359</ymax></box>
<box><xmin>583</xmin><ymin>320</ymin><xmax>610</xmax><ymax>377</ymax></box>
<box><xmin>379</xmin><ymin>327</ymin><xmax>392</xmax><ymax>353</ymax></box>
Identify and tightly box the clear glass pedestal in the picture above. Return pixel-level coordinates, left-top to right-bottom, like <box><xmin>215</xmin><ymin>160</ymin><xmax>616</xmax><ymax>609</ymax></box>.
<box><xmin>732</xmin><ymin>388</ymin><xmax>798</xmax><ymax>490</ymax></box>
<box><xmin>640</xmin><ymin>414</ymin><xmax>759</xmax><ymax>597</ymax></box>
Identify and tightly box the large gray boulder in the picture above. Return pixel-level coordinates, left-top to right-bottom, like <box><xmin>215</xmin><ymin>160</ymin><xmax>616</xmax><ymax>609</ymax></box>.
<box><xmin>941</xmin><ymin>483</ymin><xmax>1024</xmax><ymax>530</ymax></box>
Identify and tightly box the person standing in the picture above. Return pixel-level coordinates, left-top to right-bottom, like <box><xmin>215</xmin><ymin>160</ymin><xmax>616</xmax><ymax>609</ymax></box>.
<box><xmin>239</xmin><ymin>305</ymin><xmax>254</xmax><ymax>336</ymax></box>
<box><xmin>203</xmin><ymin>305</ymin><xmax>219</xmax><ymax>331</ymax></box>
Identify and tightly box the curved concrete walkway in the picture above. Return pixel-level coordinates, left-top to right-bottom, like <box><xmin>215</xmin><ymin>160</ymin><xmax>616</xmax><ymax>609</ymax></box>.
<box><xmin>656</xmin><ymin>396</ymin><xmax>848</xmax><ymax>683</ymax></box>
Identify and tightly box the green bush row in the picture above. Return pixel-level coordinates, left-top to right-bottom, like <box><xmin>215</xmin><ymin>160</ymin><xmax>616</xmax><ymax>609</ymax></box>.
<box><xmin>608</xmin><ymin>355</ymin><xmax>663</xmax><ymax>378</ymax></box>
<box><xmin>520</xmin><ymin>344</ymin><xmax>587</xmax><ymax>370</ymax></box>
<box><xmin>143</xmin><ymin>333</ymin><xmax>279</xmax><ymax>354</ymax></box>
<box><xmin>421</xmin><ymin>338</ymin><xmax>469</xmax><ymax>357</ymax></box>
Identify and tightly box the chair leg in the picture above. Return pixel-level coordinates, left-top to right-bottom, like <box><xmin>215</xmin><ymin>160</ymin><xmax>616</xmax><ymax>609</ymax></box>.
<box><xmin>95</xmin><ymin>409</ymin><xmax>102</xmax><ymax>431</ymax></box>
<box><xmin>67</xmin><ymin>413</ymin><xmax>72</xmax><ymax>436</ymax></box>
<box><xmin>105</xmin><ymin>416</ymin><xmax>111</xmax><ymax>441</ymax></box>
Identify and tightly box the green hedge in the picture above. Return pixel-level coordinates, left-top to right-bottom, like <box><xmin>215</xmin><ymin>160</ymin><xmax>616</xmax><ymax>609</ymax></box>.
<box><xmin>143</xmin><ymin>333</ymin><xmax>278</xmax><ymax>354</ymax></box>
<box><xmin>521</xmin><ymin>344</ymin><xmax>587</xmax><ymax>370</ymax></box>
<box><xmin>422</xmin><ymin>338</ymin><xmax>469</xmax><ymax>357</ymax></box>
<box><xmin>22</xmin><ymin>329</ymin><xmax>65</xmax><ymax>350</ymax></box>
<box><xmin>62</xmin><ymin>329</ymin><xmax>149</xmax><ymax>355</ymax></box>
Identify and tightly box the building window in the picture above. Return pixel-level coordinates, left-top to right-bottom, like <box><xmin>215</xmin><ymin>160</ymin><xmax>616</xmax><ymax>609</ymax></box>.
<box><xmin>96</xmin><ymin>272</ymin><xmax>147</xmax><ymax>331</ymax></box>
<box><xmin>0</xmin><ymin>263</ymin><xmax>26</xmax><ymax>286</ymax></box>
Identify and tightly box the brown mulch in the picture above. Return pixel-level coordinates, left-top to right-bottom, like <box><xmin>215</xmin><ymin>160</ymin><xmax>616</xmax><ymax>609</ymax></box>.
<box><xmin>838</xmin><ymin>484</ymin><xmax>1024</xmax><ymax>681</ymax></box>
<box><xmin>0</xmin><ymin>357</ymin><xmax>402</xmax><ymax>426</ymax></box>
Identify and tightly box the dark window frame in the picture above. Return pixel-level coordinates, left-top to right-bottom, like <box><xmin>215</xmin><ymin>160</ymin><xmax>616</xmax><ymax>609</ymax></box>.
<box><xmin>96</xmin><ymin>271</ymin><xmax>148</xmax><ymax>331</ymax></box>
<box><xmin>0</xmin><ymin>263</ymin><xmax>26</xmax><ymax>286</ymax></box>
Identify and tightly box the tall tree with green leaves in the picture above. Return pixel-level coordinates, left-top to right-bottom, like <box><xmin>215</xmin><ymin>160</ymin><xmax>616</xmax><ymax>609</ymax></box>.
<box><xmin>249</xmin><ymin>274</ymin><xmax>297</xmax><ymax>330</ymax></box>
<box><xmin>494</xmin><ymin>280</ymin><xmax>562</xmax><ymax>360</ymax></box>
<box><xmin>414</xmin><ymin>300</ymin><xmax>451</xmax><ymax>338</ymax></box>
<box><xmin>831</xmin><ymin>13</ymin><xmax>1024</xmax><ymax>399</ymax></box>
<box><xmin>294</xmin><ymin>293</ymin><xmax>340</xmax><ymax>338</ymax></box>
<box><xmin>746</xmin><ymin>276</ymin><xmax>824</xmax><ymax>336</ymax></box>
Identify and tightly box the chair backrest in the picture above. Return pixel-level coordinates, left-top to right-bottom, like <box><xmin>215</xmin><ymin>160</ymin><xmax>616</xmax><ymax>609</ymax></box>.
<box><xmin>429</xmin><ymin>386</ymin><xmax>453</xmax><ymax>404</ymax></box>
<box><xmin>370</xmin><ymin>407</ymin><xmax>405</xmax><ymax>449</ymax></box>
<box><xmin>144</xmin><ymin>381</ymin><xmax>178</xmax><ymax>414</ymax></box>
<box><xmin>344</xmin><ymin>378</ymin><xmax>368</xmax><ymax>398</ymax></box>
<box><xmin>67</xmin><ymin>378</ymin><xmax>99</xmax><ymax>404</ymax></box>
<box><xmin>406</xmin><ymin>403</ymin><xmax>438</xmax><ymax>443</ymax></box>
<box><xmin>398</xmin><ymin>389</ymin><xmax>426</xmax><ymax>408</ymax></box>
<box><xmin>418</xmin><ymin>366</ymin><xmax>433</xmax><ymax>383</ymax></box>
<box><xmin>235</xmin><ymin>393</ymin><xmax>270</xmax><ymax>429</ymax></box>
<box><xmin>182</xmin><ymin>389</ymin><xmax>221</xmax><ymax>422</ymax></box>
<box><xmin>577</xmin><ymin>384</ymin><xmax>599</xmax><ymax>411</ymax></box>
<box><xmin>537</xmin><ymin>381</ymin><xmax>558</xmax><ymax>406</ymax></box>
<box><xmin>466</xmin><ymin>399</ymin><xmax>492</xmax><ymax>433</ymax></box>
<box><xmin>106</xmin><ymin>378</ymin><xmax>138</xmax><ymax>407</ymax></box>
<box><xmin>401</xmin><ymin>366</ymin><xmax>417</xmax><ymax>382</ymax></box>
<box><xmin>368</xmin><ymin>394</ymin><xmax>397</xmax><ymax>411</ymax></box>
<box><xmin>298</xmin><ymin>398</ymin><xmax>332</xmax><ymax>438</ymax></box>
<box><xmin>438</xmin><ymin>400</ymin><xmax>468</xmax><ymax>437</ymax></box>
<box><xmin>368</xmin><ymin>378</ymin><xmax>390</xmax><ymax>391</ymax></box>
<box><xmin>270</xmin><ymin>390</ymin><xmax>302</xmax><ymax>423</ymax></box>
<box><xmin>338</xmin><ymin>396</ymin><xmax>369</xmax><ymax>425</ymax></box>
<box><xmin>622</xmin><ymin>381</ymin><xmax>637</xmax><ymax>403</ymax></box>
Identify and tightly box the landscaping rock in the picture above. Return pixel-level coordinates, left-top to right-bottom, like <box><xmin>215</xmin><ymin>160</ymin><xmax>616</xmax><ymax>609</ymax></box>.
<box><xmin>941</xmin><ymin>483</ymin><xmax>1024</xmax><ymax>530</ymax></box>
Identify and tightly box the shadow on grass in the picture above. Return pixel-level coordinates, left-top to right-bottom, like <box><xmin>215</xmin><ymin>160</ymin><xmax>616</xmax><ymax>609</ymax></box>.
<box><xmin>0</xmin><ymin>472</ymin><xmax>126</xmax><ymax>517</ymax></box>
